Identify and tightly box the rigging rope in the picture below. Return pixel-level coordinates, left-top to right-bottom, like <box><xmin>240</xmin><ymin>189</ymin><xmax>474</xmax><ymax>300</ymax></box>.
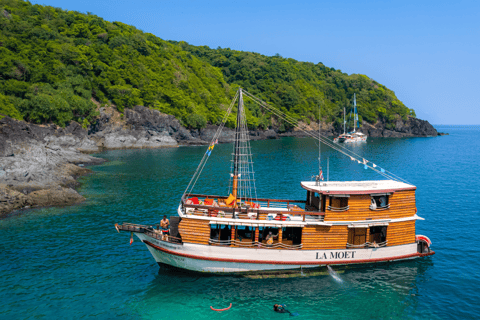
<box><xmin>181</xmin><ymin>88</ymin><xmax>410</xmax><ymax>203</ymax></box>
<box><xmin>242</xmin><ymin>90</ymin><xmax>410</xmax><ymax>184</ymax></box>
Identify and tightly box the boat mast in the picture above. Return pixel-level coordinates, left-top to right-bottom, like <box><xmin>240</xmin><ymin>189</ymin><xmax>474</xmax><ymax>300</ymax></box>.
<box><xmin>353</xmin><ymin>93</ymin><xmax>357</xmax><ymax>133</ymax></box>
<box><xmin>232</xmin><ymin>88</ymin><xmax>243</xmax><ymax>205</ymax></box>
<box><xmin>343</xmin><ymin>106</ymin><xmax>346</xmax><ymax>135</ymax></box>
<box><xmin>318</xmin><ymin>105</ymin><xmax>322</xmax><ymax>185</ymax></box>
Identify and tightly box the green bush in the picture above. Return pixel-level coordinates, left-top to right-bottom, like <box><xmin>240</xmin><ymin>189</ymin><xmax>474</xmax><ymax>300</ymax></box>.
<box><xmin>0</xmin><ymin>93</ymin><xmax>23</xmax><ymax>120</ymax></box>
<box><xmin>184</xmin><ymin>113</ymin><xmax>207</xmax><ymax>129</ymax></box>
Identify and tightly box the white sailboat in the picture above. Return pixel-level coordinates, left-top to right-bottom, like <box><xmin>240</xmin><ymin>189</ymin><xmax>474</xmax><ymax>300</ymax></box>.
<box><xmin>334</xmin><ymin>93</ymin><xmax>367</xmax><ymax>143</ymax></box>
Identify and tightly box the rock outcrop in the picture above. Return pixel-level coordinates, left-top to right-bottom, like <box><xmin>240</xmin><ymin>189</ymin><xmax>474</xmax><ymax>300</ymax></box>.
<box><xmin>88</xmin><ymin>106</ymin><xmax>190</xmax><ymax>149</ymax></box>
<box><xmin>0</xmin><ymin>117</ymin><xmax>104</xmax><ymax>215</ymax></box>
<box><xmin>362</xmin><ymin>117</ymin><xmax>438</xmax><ymax>138</ymax></box>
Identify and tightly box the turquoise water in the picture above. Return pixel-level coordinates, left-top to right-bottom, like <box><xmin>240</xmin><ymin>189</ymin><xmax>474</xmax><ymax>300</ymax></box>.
<box><xmin>1</xmin><ymin>126</ymin><xmax>479</xmax><ymax>319</ymax></box>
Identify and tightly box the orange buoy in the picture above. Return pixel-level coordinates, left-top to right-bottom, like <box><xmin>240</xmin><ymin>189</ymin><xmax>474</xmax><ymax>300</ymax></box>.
<box><xmin>210</xmin><ymin>303</ymin><xmax>232</xmax><ymax>311</ymax></box>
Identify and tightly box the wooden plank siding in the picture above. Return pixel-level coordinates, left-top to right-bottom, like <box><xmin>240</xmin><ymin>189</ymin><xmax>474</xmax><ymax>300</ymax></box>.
<box><xmin>302</xmin><ymin>225</ymin><xmax>348</xmax><ymax>250</ymax></box>
<box><xmin>324</xmin><ymin>191</ymin><xmax>417</xmax><ymax>222</ymax></box>
<box><xmin>387</xmin><ymin>221</ymin><xmax>416</xmax><ymax>246</ymax></box>
<box><xmin>178</xmin><ymin>218</ymin><xmax>211</xmax><ymax>245</ymax></box>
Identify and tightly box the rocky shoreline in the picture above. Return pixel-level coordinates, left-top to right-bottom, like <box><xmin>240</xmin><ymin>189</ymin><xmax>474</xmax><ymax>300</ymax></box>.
<box><xmin>0</xmin><ymin>107</ymin><xmax>443</xmax><ymax>216</ymax></box>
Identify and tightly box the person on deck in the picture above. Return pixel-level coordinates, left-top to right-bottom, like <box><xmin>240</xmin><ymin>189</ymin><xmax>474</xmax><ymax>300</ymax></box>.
<box><xmin>266</xmin><ymin>231</ymin><xmax>276</xmax><ymax>246</ymax></box>
<box><xmin>160</xmin><ymin>215</ymin><xmax>170</xmax><ymax>239</ymax></box>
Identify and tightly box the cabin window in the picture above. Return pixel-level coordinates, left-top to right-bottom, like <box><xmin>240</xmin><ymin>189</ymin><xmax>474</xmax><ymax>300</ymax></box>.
<box><xmin>369</xmin><ymin>226</ymin><xmax>387</xmax><ymax>244</ymax></box>
<box><xmin>328</xmin><ymin>196</ymin><xmax>349</xmax><ymax>211</ymax></box>
<box><xmin>306</xmin><ymin>191</ymin><xmax>324</xmax><ymax>211</ymax></box>
<box><xmin>236</xmin><ymin>226</ymin><xmax>254</xmax><ymax>242</ymax></box>
<box><xmin>210</xmin><ymin>224</ymin><xmax>232</xmax><ymax>244</ymax></box>
<box><xmin>283</xmin><ymin>227</ymin><xmax>302</xmax><ymax>245</ymax></box>
<box><xmin>370</xmin><ymin>194</ymin><xmax>389</xmax><ymax>209</ymax></box>
<box><xmin>348</xmin><ymin>228</ymin><xmax>367</xmax><ymax>247</ymax></box>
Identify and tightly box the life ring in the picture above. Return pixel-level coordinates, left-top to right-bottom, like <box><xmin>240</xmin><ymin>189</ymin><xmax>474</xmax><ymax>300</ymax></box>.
<box><xmin>210</xmin><ymin>303</ymin><xmax>232</xmax><ymax>311</ymax></box>
<box><xmin>415</xmin><ymin>235</ymin><xmax>432</xmax><ymax>247</ymax></box>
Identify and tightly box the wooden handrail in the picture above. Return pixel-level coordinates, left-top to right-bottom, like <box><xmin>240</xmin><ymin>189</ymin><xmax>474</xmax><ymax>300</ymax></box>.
<box><xmin>327</xmin><ymin>205</ymin><xmax>350</xmax><ymax>212</ymax></box>
<box><xmin>116</xmin><ymin>223</ymin><xmax>183</xmax><ymax>243</ymax></box>
<box><xmin>183</xmin><ymin>193</ymin><xmax>307</xmax><ymax>204</ymax></box>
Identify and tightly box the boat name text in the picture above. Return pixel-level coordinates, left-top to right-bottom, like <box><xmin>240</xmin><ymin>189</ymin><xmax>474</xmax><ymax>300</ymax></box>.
<box><xmin>316</xmin><ymin>251</ymin><xmax>356</xmax><ymax>260</ymax></box>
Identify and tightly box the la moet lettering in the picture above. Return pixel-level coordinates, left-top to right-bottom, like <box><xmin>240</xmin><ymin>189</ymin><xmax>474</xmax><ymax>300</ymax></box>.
<box><xmin>316</xmin><ymin>251</ymin><xmax>356</xmax><ymax>260</ymax></box>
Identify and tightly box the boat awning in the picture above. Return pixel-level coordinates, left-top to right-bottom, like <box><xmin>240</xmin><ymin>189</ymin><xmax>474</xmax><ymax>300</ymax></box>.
<box><xmin>348</xmin><ymin>222</ymin><xmax>389</xmax><ymax>228</ymax></box>
<box><xmin>368</xmin><ymin>222</ymin><xmax>389</xmax><ymax>227</ymax></box>
<box><xmin>209</xmin><ymin>220</ymin><xmax>305</xmax><ymax>228</ymax></box>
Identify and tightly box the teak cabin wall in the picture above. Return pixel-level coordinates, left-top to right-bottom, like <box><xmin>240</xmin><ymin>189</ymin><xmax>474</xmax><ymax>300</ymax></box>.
<box><xmin>178</xmin><ymin>218</ymin><xmax>210</xmax><ymax>245</ymax></box>
<box><xmin>324</xmin><ymin>190</ymin><xmax>417</xmax><ymax>222</ymax></box>
<box><xmin>386</xmin><ymin>221</ymin><xmax>416</xmax><ymax>246</ymax></box>
<box><xmin>302</xmin><ymin>225</ymin><xmax>348</xmax><ymax>250</ymax></box>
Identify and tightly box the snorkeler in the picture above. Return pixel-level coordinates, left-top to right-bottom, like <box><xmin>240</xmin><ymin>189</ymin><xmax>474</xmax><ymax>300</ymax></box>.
<box><xmin>273</xmin><ymin>304</ymin><xmax>289</xmax><ymax>313</ymax></box>
<box><xmin>273</xmin><ymin>304</ymin><xmax>299</xmax><ymax>316</ymax></box>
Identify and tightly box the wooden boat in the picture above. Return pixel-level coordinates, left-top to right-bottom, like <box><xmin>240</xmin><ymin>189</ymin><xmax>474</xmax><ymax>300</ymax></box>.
<box><xmin>115</xmin><ymin>89</ymin><xmax>434</xmax><ymax>274</ymax></box>
<box><xmin>334</xmin><ymin>93</ymin><xmax>367</xmax><ymax>143</ymax></box>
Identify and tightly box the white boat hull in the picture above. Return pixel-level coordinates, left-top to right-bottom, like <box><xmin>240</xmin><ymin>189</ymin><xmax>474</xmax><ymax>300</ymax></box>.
<box><xmin>334</xmin><ymin>136</ymin><xmax>367</xmax><ymax>143</ymax></box>
<box><xmin>136</xmin><ymin>233</ymin><xmax>433</xmax><ymax>273</ymax></box>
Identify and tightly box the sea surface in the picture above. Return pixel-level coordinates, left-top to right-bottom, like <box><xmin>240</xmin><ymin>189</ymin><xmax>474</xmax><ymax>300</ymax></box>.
<box><xmin>1</xmin><ymin>126</ymin><xmax>479</xmax><ymax>319</ymax></box>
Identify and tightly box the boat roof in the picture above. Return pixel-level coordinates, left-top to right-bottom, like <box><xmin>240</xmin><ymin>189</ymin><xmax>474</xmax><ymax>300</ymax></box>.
<box><xmin>301</xmin><ymin>180</ymin><xmax>416</xmax><ymax>195</ymax></box>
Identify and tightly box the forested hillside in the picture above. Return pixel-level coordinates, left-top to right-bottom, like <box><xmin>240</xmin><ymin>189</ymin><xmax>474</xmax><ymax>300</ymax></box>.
<box><xmin>0</xmin><ymin>0</ymin><xmax>416</xmax><ymax>131</ymax></box>
<box><xmin>175</xmin><ymin>42</ymin><xmax>416</xmax><ymax>130</ymax></box>
<box><xmin>0</xmin><ymin>0</ymin><xmax>230</xmax><ymax>128</ymax></box>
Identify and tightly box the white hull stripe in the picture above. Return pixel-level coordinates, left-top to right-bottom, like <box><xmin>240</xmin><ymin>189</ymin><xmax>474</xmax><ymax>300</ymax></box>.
<box><xmin>143</xmin><ymin>240</ymin><xmax>435</xmax><ymax>265</ymax></box>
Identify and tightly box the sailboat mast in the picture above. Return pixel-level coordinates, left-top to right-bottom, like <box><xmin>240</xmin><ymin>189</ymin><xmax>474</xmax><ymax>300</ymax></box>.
<box><xmin>343</xmin><ymin>106</ymin><xmax>346</xmax><ymax>135</ymax></box>
<box><xmin>232</xmin><ymin>88</ymin><xmax>243</xmax><ymax>201</ymax></box>
<box><xmin>318</xmin><ymin>105</ymin><xmax>322</xmax><ymax>181</ymax></box>
<box><xmin>353</xmin><ymin>93</ymin><xmax>356</xmax><ymax>133</ymax></box>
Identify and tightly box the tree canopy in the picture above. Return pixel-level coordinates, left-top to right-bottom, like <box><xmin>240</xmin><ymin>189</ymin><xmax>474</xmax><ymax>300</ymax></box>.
<box><xmin>174</xmin><ymin>42</ymin><xmax>416</xmax><ymax>130</ymax></box>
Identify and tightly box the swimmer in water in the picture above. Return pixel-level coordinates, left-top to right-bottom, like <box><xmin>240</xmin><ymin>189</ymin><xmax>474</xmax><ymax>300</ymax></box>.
<box><xmin>273</xmin><ymin>304</ymin><xmax>289</xmax><ymax>314</ymax></box>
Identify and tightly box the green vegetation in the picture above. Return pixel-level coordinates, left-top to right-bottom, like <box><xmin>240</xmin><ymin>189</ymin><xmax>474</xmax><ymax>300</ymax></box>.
<box><xmin>0</xmin><ymin>0</ymin><xmax>416</xmax><ymax>130</ymax></box>
<box><xmin>0</xmin><ymin>92</ymin><xmax>22</xmax><ymax>119</ymax></box>
<box><xmin>0</xmin><ymin>0</ymin><xmax>230</xmax><ymax>127</ymax></box>
<box><xmin>174</xmin><ymin>43</ymin><xmax>416</xmax><ymax>129</ymax></box>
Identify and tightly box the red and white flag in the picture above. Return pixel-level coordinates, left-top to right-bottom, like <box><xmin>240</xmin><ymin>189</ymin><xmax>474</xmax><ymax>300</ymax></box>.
<box><xmin>320</xmin><ymin>170</ymin><xmax>324</xmax><ymax>181</ymax></box>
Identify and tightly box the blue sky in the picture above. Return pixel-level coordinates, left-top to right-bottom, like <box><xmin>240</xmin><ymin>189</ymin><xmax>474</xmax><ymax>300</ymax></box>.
<box><xmin>31</xmin><ymin>0</ymin><xmax>480</xmax><ymax>125</ymax></box>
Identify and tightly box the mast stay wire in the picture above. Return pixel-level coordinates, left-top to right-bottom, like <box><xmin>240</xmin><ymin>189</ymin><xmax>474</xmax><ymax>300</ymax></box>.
<box><xmin>242</xmin><ymin>90</ymin><xmax>410</xmax><ymax>184</ymax></box>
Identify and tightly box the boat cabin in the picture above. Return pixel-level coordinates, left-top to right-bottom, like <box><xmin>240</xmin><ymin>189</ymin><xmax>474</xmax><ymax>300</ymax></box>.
<box><xmin>175</xmin><ymin>179</ymin><xmax>420</xmax><ymax>251</ymax></box>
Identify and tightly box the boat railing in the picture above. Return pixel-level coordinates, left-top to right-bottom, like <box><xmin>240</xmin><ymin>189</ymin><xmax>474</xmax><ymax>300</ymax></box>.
<box><xmin>327</xmin><ymin>205</ymin><xmax>350</xmax><ymax>212</ymax></box>
<box><xmin>181</xmin><ymin>194</ymin><xmax>323</xmax><ymax>221</ymax></box>
<box><xmin>369</xmin><ymin>204</ymin><xmax>390</xmax><ymax>211</ymax></box>
<box><xmin>182</xmin><ymin>202</ymin><xmax>324</xmax><ymax>221</ymax></box>
<box><xmin>183</xmin><ymin>193</ymin><xmax>307</xmax><ymax>208</ymax></box>
<box><xmin>208</xmin><ymin>239</ymin><xmax>303</xmax><ymax>250</ymax></box>
<box><xmin>346</xmin><ymin>240</ymin><xmax>388</xmax><ymax>248</ymax></box>
<box><xmin>115</xmin><ymin>223</ymin><xmax>183</xmax><ymax>244</ymax></box>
